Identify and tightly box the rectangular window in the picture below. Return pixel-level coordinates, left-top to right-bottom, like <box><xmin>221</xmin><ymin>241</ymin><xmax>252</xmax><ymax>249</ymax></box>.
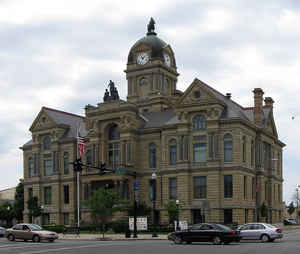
<box><xmin>224</xmin><ymin>141</ymin><xmax>233</xmax><ymax>162</ymax></box>
<box><xmin>224</xmin><ymin>175</ymin><xmax>233</xmax><ymax>198</ymax></box>
<box><xmin>87</xmin><ymin>149</ymin><xmax>92</xmax><ymax>166</ymax></box>
<box><xmin>44</xmin><ymin>186</ymin><xmax>52</xmax><ymax>205</ymax></box>
<box><xmin>252</xmin><ymin>177</ymin><xmax>255</xmax><ymax>200</ymax></box>
<box><xmin>170</xmin><ymin>145</ymin><xmax>177</xmax><ymax>165</ymax></box>
<box><xmin>278</xmin><ymin>185</ymin><xmax>281</xmax><ymax>202</ymax></box>
<box><xmin>224</xmin><ymin>209</ymin><xmax>233</xmax><ymax>224</ymax></box>
<box><xmin>193</xmin><ymin>143</ymin><xmax>207</xmax><ymax>162</ymax></box>
<box><xmin>194</xmin><ymin>176</ymin><xmax>207</xmax><ymax>199</ymax></box>
<box><xmin>44</xmin><ymin>159</ymin><xmax>53</xmax><ymax>176</ymax></box>
<box><xmin>169</xmin><ymin>178</ymin><xmax>177</xmax><ymax>199</ymax></box>
<box><xmin>245</xmin><ymin>209</ymin><xmax>249</xmax><ymax>223</ymax></box>
<box><xmin>64</xmin><ymin>185</ymin><xmax>69</xmax><ymax>204</ymax></box>
<box><xmin>64</xmin><ymin>153</ymin><xmax>69</xmax><ymax>175</ymax></box>
<box><xmin>251</xmin><ymin>140</ymin><xmax>255</xmax><ymax>166</ymax></box>
<box><xmin>64</xmin><ymin>213</ymin><xmax>69</xmax><ymax>225</ymax></box>
<box><xmin>28</xmin><ymin>188</ymin><xmax>33</xmax><ymax>200</ymax></box>
<box><xmin>244</xmin><ymin>176</ymin><xmax>247</xmax><ymax>199</ymax></box>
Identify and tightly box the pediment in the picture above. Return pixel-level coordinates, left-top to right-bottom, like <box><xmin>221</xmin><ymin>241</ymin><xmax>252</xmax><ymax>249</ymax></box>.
<box><xmin>177</xmin><ymin>78</ymin><xmax>226</xmax><ymax>107</ymax></box>
<box><xmin>29</xmin><ymin>108</ymin><xmax>57</xmax><ymax>132</ymax></box>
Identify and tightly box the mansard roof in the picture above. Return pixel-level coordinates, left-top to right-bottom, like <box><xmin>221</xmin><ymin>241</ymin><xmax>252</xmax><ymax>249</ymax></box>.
<box><xmin>139</xmin><ymin>109</ymin><xmax>179</xmax><ymax>129</ymax></box>
<box><xmin>43</xmin><ymin>107</ymin><xmax>87</xmax><ymax>138</ymax></box>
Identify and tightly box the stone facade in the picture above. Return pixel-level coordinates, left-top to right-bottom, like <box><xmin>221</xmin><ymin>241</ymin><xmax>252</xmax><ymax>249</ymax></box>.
<box><xmin>21</xmin><ymin>20</ymin><xmax>285</xmax><ymax>226</ymax></box>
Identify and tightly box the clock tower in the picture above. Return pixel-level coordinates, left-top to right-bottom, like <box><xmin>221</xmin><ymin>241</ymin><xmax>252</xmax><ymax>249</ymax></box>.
<box><xmin>125</xmin><ymin>18</ymin><xmax>179</xmax><ymax>112</ymax></box>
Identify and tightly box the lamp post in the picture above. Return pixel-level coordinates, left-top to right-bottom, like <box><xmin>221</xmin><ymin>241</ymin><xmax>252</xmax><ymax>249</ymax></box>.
<box><xmin>176</xmin><ymin>199</ymin><xmax>180</xmax><ymax>231</ymax></box>
<box><xmin>151</xmin><ymin>172</ymin><xmax>157</xmax><ymax>237</ymax></box>
<box><xmin>296</xmin><ymin>186</ymin><xmax>300</xmax><ymax>223</ymax></box>
<box><xmin>7</xmin><ymin>206</ymin><xmax>10</xmax><ymax>227</ymax></box>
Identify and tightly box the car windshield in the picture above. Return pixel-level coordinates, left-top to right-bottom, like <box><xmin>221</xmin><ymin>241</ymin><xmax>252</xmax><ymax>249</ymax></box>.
<box><xmin>28</xmin><ymin>224</ymin><xmax>43</xmax><ymax>231</ymax></box>
<box><xmin>215</xmin><ymin>224</ymin><xmax>232</xmax><ymax>231</ymax></box>
<box><xmin>265</xmin><ymin>224</ymin><xmax>276</xmax><ymax>228</ymax></box>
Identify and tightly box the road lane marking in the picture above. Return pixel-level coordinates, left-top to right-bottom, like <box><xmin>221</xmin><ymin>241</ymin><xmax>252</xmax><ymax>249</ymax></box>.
<box><xmin>20</xmin><ymin>242</ymin><xmax>132</xmax><ymax>254</ymax></box>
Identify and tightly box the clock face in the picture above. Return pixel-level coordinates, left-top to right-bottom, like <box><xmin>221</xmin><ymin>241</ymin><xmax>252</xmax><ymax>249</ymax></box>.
<box><xmin>139</xmin><ymin>77</ymin><xmax>147</xmax><ymax>85</ymax></box>
<box><xmin>137</xmin><ymin>52</ymin><xmax>149</xmax><ymax>65</ymax></box>
<box><xmin>164</xmin><ymin>53</ymin><xmax>171</xmax><ymax>67</ymax></box>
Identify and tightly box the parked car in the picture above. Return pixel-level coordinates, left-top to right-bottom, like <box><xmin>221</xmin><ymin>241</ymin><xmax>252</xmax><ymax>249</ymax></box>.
<box><xmin>283</xmin><ymin>218</ymin><xmax>297</xmax><ymax>225</ymax></box>
<box><xmin>0</xmin><ymin>227</ymin><xmax>6</xmax><ymax>237</ymax></box>
<box><xmin>168</xmin><ymin>223</ymin><xmax>241</xmax><ymax>245</ymax></box>
<box><xmin>6</xmin><ymin>224</ymin><xmax>58</xmax><ymax>242</ymax></box>
<box><xmin>238</xmin><ymin>223</ymin><xmax>283</xmax><ymax>242</ymax></box>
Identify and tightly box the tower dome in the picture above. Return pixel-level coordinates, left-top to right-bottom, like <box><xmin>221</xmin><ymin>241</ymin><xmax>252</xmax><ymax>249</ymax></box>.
<box><xmin>127</xmin><ymin>18</ymin><xmax>176</xmax><ymax>67</ymax></box>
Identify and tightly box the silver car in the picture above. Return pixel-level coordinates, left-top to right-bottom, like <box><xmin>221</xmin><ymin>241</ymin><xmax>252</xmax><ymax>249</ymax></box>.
<box><xmin>238</xmin><ymin>223</ymin><xmax>283</xmax><ymax>242</ymax></box>
<box><xmin>0</xmin><ymin>227</ymin><xmax>6</xmax><ymax>237</ymax></box>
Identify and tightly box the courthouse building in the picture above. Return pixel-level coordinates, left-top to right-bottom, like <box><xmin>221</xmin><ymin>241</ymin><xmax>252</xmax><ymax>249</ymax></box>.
<box><xmin>21</xmin><ymin>20</ymin><xmax>285</xmax><ymax>226</ymax></box>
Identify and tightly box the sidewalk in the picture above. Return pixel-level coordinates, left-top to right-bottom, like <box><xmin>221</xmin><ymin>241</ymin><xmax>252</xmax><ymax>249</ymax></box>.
<box><xmin>58</xmin><ymin>233</ymin><xmax>168</xmax><ymax>241</ymax></box>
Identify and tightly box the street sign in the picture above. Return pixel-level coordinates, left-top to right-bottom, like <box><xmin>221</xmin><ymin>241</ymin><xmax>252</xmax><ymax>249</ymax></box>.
<box><xmin>129</xmin><ymin>217</ymin><xmax>147</xmax><ymax>231</ymax></box>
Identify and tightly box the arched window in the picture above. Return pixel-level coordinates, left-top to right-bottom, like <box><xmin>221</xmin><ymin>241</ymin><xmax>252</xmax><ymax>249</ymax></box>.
<box><xmin>169</xmin><ymin>139</ymin><xmax>177</xmax><ymax>165</ymax></box>
<box><xmin>63</xmin><ymin>152</ymin><xmax>69</xmax><ymax>175</ymax></box>
<box><xmin>43</xmin><ymin>135</ymin><xmax>51</xmax><ymax>150</ymax></box>
<box><xmin>108</xmin><ymin>124</ymin><xmax>120</xmax><ymax>140</ymax></box>
<box><xmin>242</xmin><ymin>136</ymin><xmax>246</xmax><ymax>162</ymax></box>
<box><xmin>224</xmin><ymin>133</ymin><xmax>233</xmax><ymax>162</ymax></box>
<box><xmin>28</xmin><ymin>157</ymin><xmax>34</xmax><ymax>177</ymax></box>
<box><xmin>108</xmin><ymin>124</ymin><xmax>120</xmax><ymax>169</ymax></box>
<box><xmin>149</xmin><ymin>143</ymin><xmax>156</xmax><ymax>168</ymax></box>
<box><xmin>193</xmin><ymin>115</ymin><xmax>206</xmax><ymax>130</ymax></box>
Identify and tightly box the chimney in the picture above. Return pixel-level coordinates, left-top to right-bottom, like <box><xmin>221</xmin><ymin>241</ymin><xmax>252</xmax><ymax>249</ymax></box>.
<box><xmin>226</xmin><ymin>93</ymin><xmax>231</xmax><ymax>99</ymax></box>
<box><xmin>264</xmin><ymin>97</ymin><xmax>274</xmax><ymax>108</ymax></box>
<box><xmin>253</xmin><ymin>88</ymin><xmax>264</xmax><ymax>125</ymax></box>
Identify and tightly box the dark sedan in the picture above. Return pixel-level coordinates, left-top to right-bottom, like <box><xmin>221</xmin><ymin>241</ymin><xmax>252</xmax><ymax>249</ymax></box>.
<box><xmin>168</xmin><ymin>223</ymin><xmax>241</xmax><ymax>245</ymax></box>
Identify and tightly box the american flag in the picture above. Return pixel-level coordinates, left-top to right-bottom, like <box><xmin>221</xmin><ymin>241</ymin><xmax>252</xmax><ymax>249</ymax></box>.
<box><xmin>77</xmin><ymin>136</ymin><xmax>85</xmax><ymax>158</ymax></box>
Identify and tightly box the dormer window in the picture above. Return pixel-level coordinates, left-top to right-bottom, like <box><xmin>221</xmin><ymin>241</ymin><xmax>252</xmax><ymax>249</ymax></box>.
<box><xmin>194</xmin><ymin>91</ymin><xmax>201</xmax><ymax>99</ymax></box>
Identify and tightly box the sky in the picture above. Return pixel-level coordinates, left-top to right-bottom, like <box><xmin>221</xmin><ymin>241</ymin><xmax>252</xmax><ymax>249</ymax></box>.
<box><xmin>0</xmin><ymin>0</ymin><xmax>300</xmax><ymax>203</ymax></box>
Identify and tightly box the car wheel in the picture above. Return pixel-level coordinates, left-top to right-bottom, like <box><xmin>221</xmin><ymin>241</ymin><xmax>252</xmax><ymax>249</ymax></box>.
<box><xmin>32</xmin><ymin>235</ymin><xmax>40</xmax><ymax>243</ymax></box>
<box><xmin>212</xmin><ymin>236</ymin><xmax>222</xmax><ymax>245</ymax></box>
<box><xmin>186</xmin><ymin>241</ymin><xmax>192</xmax><ymax>244</ymax></box>
<box><xmin>7</xmin><ymin>234</ymin><xmax>15</xmax><ymax>241</ymax></box>
<box><xmin>173</xmin><ymin>235</ymin><xmax>183</xmax><ymax>244</ymax></box>
<box><xmin>49</xmin><ymin>239</ymin><xmax>54</xmax><ymax>242</ymax></box>
<box><xmin>261</xmin><ymin>234</ymin><xmax>270</xmax><ymax>243</ymax></box>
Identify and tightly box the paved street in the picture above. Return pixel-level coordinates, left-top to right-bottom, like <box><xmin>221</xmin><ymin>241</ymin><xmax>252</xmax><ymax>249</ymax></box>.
<box><xmin>1</xmin><ymin>229</ymin><xmax>300</xmax><ymax>254</ymax></box>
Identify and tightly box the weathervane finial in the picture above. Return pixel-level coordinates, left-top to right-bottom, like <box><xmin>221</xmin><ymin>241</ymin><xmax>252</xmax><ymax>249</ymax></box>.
<box><xmin>147</xmin><ymin>17</ymin><xmax>156</xmax><ymax>35</ymax></box>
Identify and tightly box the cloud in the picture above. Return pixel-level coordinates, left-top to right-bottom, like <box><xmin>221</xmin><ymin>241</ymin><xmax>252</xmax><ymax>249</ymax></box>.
<box><xmin>0</xmin><ymin>0</ymin><xmax>299</xmax><ymax>203</ymax></box>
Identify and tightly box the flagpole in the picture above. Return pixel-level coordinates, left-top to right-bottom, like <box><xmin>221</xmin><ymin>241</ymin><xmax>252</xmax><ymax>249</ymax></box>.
<box><xmin>76</xmin><ymin>128</ymin><xmax>80</xmax><ymax>229</ymax></box>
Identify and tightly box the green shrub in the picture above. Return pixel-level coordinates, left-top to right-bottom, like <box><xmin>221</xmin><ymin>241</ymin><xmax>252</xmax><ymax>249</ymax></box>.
<box><xmin>110</xmin><ymin>220</ymin><xmax>129</xmax><ymax>233</ymax></box>
<box><xmin>43</xmin><ymin>225</ymin><xmax>65</xmax><ymax>233</ymax></box>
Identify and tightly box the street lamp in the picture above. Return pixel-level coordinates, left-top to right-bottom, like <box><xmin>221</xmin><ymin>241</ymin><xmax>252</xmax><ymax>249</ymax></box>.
<box><xmin>151</xmin><ymin>172</ymin><xmax>158</xmax><ymax>237</ymax></box>
<box><xmin>296</xmin><ymin>186</ymin><xmax>300</xmax><ymax>223</ymax></box>
<box><xmin>176</xmin><ymin>200</ymin><xmax>180</xmax><ymax>231</ymax></box>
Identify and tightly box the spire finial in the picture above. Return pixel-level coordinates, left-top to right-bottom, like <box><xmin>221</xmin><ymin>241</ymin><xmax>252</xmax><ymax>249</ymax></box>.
<box><xmin>147</xmin><ymin>17</ymin><xmax>156</xmax><ymax>35</ymax></box>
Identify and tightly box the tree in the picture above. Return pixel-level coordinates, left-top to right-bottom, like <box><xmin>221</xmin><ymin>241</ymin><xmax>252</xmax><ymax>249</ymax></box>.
<box><xmin>13</xmin><ymin>180</ymin><xmax>24</xmax><ymax>222</ymax></box>
<box><xmin>287</xmin><ymin>201</ymin><xmax>296</xmax><ymax>216</ymax></box>
<box><xmin>127</xmin><ymin>201</ymin><xmax>151</xmax><ymax>217</ymax></box>
<box><xmin>27</xmin><ymin>196</ymin><xmax>42</xmax><ymax>223</ymax></box>
<box><xmin>165</xmin><ymin>200</ymin><xmax>178</xmax><ymax>224</ymax></box>
<box><xmin>83</xmin><ymin>188</ymin><xmax>128</xmax><ymax>238</ymax></box>
<box><xmin>0</xmin><ymin>201</ymin><xmax>13</xmax><ymax>226</ymax></box>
